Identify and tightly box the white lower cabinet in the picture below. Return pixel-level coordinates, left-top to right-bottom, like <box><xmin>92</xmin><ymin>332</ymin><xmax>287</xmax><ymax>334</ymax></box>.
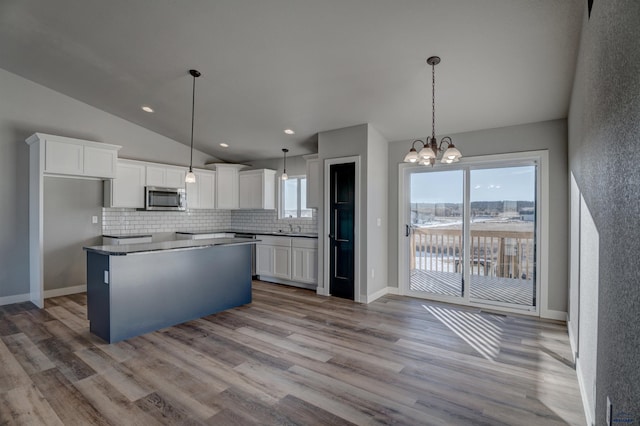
<box><xmin>292</xmin><ymin>246</ymin><xmax>318</xmax><ymax>284</ymax></box>
<box><xmin>256</xmin><ymin>236</ymin><xmax>317</xmax><ymax>287</ymax></box>
<box><xmin>272</xmin><ymin>246</ymin><xmax>292</xmax><ymax>279</ymax></box>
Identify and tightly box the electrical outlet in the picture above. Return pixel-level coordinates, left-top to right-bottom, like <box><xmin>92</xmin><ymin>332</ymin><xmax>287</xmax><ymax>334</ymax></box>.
<box><xmin>371</xmin><ymin>268</ymin><xmax>375</xmax><ymax>279</ymax></box>
<box><xmin>92</xmin><ymin>215</ymin><xmax>98</xmax><ymax>224</ymax></box>
<box><xmin>377</xmin><ymin>218</ymin><xmax>381</xmax><ymax>227</ymax></box>
<box><xmin>606</xmin><ymin>396</ymin><xmax>612</xmax><ymax>426</ymax></box>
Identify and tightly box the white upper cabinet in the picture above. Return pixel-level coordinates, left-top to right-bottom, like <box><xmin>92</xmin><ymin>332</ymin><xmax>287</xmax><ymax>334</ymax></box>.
<box><xmin>186</xmin><ymin>169</ymin><xmax>216</xmax><ymax>209</ymax></box>
<box><xmin>304</xmin><ymin>154</ymin><xmax>320</xmax><ymax>209</ymax></box>
<box><xmin>84</xmin><ymin>145</ymin><xmax>118</xmax><ymax>178</ymax></box>
<box><xmin>146</xmin><ymin>165</ymin><xmax>186</xmax><ymax>188</ymax></box>
<box><xmin>213</xmin><ymin>164</ymin><xmax>246</xmax><ymax>210</ymax></box>
<box><xmin>45</xmin><ymin>139</ymin><xmax>83</xmax><ymax>175</ymax></box>
<box><xmin>27</xmin><ymin>133</ymin><xmax>120</xmax><ymax>179</ymax></box>
<box><xmin>239</xmin><ymin>169</ymin><xmax>276</xmax><ymax>209</ymax></box>
<box><xmin>104</xmin><ymin>159</ymin><xmax>146</xmax><ymax>208</ymax></box>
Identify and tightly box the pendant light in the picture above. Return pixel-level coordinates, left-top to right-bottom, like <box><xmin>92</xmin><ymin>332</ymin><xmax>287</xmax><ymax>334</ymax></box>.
<box><xmin>281</xmin><ymin>148</ymin><xmax>289</xmax><ymax>180</ymax></box>
<box><xmin>403</xmin><ymin>56</ymin><xmax>462</xmax><ymax>166</ymax></box>
<box><xmin>185</xmin><ymin>69</ymin><xmax>201</xmax><ymax>184</ymax></box>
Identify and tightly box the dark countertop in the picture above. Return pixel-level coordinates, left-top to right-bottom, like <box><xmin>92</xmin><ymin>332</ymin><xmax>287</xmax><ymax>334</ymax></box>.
<box><xmin>102</xmin><ymin>234</ymin><xmax>152</xmax><ymax>239</ymax></box>
<box><xmin>84</xmin><ymin>237</ymin><xmax>260</xmax><ymax>256</ymax></box>
<box><xmin>176</xmin><ymin>230</ymin><xmax>318</xmax><ymax>238</ymax></box>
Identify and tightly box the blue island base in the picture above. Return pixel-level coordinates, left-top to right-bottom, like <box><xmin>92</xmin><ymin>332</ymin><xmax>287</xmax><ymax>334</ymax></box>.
<box><xmin>86</xmin><ymin>243</ymin><xmax>252</xmax><ymax>343</ymax></box>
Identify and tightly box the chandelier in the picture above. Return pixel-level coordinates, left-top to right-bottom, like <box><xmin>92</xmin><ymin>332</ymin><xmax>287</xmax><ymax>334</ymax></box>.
<box><xmin>403</xmin><ymin>56</ymin><xmax>462</xmax><ymax>166</ymax></box>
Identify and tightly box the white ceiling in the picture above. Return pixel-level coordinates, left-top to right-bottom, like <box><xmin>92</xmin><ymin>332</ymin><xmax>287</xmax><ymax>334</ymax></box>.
<box><xmin>0</xmin><ymin>0</ymin><xmax>583</xmax><ymax>163</ymax></box>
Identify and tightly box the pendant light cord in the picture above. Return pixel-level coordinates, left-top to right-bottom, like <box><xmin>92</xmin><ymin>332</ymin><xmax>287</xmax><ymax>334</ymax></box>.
<box><xmin>189</xmin><ymin>73</ymin><xmax>196</xmax><ymax>172</ymax></box>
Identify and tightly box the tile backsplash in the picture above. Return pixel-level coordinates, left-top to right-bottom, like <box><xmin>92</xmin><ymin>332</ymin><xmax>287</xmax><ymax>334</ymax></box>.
<box><xmin>231</xmin><ymin>210</ymin><xmax>317</xmax><ymax>234</ymax></box>
<box><xmin>102</xmin><ymin>208</ymin><xmax>231</xmax><ymax>235</ymax></box>
<box><xmin>102</xmin><ymin>208</ymin><xmax>317</xmax><ymax>236</ymax></box>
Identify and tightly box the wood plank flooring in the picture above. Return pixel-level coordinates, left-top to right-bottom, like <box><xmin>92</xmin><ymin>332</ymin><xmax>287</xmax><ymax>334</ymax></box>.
<box><xmin>0</xmin><ymin>281</ymin><xmax>585</xmax><ymax>425</ymax></box>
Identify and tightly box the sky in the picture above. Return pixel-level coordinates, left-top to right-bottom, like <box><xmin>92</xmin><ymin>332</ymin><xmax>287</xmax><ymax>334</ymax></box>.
<box><xmin>410</xmin><ymin>166</ymin><xmax>535</xmax><ymax>203</ymax></box>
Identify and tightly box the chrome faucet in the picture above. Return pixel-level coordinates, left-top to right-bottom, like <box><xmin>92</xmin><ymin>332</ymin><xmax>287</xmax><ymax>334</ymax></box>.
<box><xmin>297</xmin><ymin>225</ymin><xmax>302</xmax><ymax>233</ymax></box>
<box><xmin>288</xmin><ymin>223</ymin><xmax>293</xmax><ymax>232</ymax></box>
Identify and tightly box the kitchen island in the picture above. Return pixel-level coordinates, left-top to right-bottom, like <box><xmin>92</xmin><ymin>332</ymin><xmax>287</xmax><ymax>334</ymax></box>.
<box><xmin>83</xmin><ymin>237</ymin><xmax>258</xmax><ymax>343</ymax></box>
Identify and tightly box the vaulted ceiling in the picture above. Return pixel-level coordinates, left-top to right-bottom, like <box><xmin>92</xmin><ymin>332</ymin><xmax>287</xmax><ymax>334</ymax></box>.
<box><xmin>0</xmin><ymin>0</ymin><xmax>583</xmax><ymax>162</ymax></box>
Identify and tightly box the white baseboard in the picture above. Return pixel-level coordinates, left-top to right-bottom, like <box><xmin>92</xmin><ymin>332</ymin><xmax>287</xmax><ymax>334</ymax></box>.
<box><xmin>576</xmin><ymin>362</ymin><xmax>594</xmax><ymax>426</ymax></box>
<box><xmin>363</xmin><ymin>286</ymin><xmax>400</xmax><ymax>303</ymax></box>
<box><xmin>44</xmin><ymin>285</ymin><xmax>86</xmax><ymax>299</ymax></box>
<box><xmin>0</xmin><ymin>292</ymin><xmax>31</xmax><ymax>306</ymax></box>
<box><xmin>567</xmin><ymin>319</ymin><xmax>578</xmax><ymax>363</ymax></box>
<box><xmin>540</xmin><ymin>309</ymin><xmax>567</xmax><ymax>321</ymax></box>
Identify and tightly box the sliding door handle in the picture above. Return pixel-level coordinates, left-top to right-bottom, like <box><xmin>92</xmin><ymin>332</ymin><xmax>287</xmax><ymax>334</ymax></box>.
<box><xmin>405</xmin><ymin>224</ymin><xmax>410</xmax><ymax>237</ymax></box>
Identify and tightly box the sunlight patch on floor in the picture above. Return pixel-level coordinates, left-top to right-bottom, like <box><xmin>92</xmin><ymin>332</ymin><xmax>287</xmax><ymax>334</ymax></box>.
<box><xmin>424</xmin><ymin>305</ymin><xmax>503</xmax><ymax>362</ymax></box>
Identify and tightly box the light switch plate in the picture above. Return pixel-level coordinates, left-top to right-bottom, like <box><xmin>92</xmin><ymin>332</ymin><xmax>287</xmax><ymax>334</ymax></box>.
<box><xmin>92</xmin><ymin>215</ymin><xmax>98</xmax><ymax>224</ymax></box>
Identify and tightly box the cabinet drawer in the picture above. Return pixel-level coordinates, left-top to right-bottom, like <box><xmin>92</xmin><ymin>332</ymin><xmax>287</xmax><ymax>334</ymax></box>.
<box><xmin>257</xmin><ymin>235</ymin><xmax>291</xmax><ymax>247</ymax></box>
<box><xmin>291</xmin><ymin>238</ymin><xmax>318</xmax><ymax>249</ymax></box>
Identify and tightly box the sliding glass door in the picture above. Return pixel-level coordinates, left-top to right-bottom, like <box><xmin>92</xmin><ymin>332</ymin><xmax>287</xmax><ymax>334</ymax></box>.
<box><xmin>469</xmin><ymin>166</ymin><xmax>536</xmax><ymax>307</ymax></box>
<box><xmin>402</xmin><ymin>158</ymin><xmax>539</xmax><ymax>312</ymax></box>
<box><xmin>407</xmin><ymin>170</ymin><xmax>464</xmax><ymax>299</ymax></box>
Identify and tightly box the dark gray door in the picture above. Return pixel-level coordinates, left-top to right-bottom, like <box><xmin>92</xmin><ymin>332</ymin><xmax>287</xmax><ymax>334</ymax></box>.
<box><xmin>329</xmin><ymin>162</ymin><xmax>355</xmax><ymax>300</ymax></box>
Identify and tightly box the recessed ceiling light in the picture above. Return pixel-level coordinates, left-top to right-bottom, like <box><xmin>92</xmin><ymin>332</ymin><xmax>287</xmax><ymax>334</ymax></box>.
<box><xmin>284</xmin><ymin>129</ymin><xmax>295</xmax><ymax>135</ymax></box>
<box><xmin>220</xmin><ymin>143</ymin><xmax>229</xmax><ymax>148</ymax></box>
<box><xmin>141</xmin><ymin>105</ymin><xmax>154</xmax><ymax>113</ymax></box>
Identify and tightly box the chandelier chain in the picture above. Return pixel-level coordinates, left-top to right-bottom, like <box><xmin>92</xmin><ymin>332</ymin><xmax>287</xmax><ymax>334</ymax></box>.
<box><xmin>431</xmin><ymin>61</ymin><xmax>436</xmax><ymax>140</ymax></box>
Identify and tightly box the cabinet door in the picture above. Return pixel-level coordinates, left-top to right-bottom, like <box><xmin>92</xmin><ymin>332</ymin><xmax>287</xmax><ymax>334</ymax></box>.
<box><xmin>45</xmin><ymin>139</ymin><xmax>83</xmax><ymax>175</ymax></box>
<box><xmin>84</xmin><ymin>145</ymin><xmax>117</xmax><ymax>178</ymax></box>
<box><xmin>273</xmin><ymin>246</ymin><xmax>291</xmax><ymax>279</ymax></box>
<box><xmin>256</xmin><ymin>244</ymin><xmax>274</xmax><ymax>276</ymax></box>
<box><xmin>186</xmin><ymin>179</ymin><xmax>199</xmax><ymax>208</ymax></box>
<box><xmin>306</xmin><ymin>158</ymin><xmax>320</xmax><ymax>208</ymax></box>
<box><xmin>292</xmin><ymin>247</ymin><xmax>318</xmax><ymax>284</ymax></box>
<box><xmin>146</xmin><ymin>165</ymin><xmax>166</xmax><ymax>187</ymax></box>
<box><xmin>239</xmin><ymin>173</ymin><xmax>261</xmax><ymax>209</ymax></box>
<box><xmin>198</xmin><ymin>172</ymin><xmax>216</xmax><ymax>209</ymax></box>
<box><xmin>217</xmin><ymin>167</ymin><xmax>239</xmax><ymax>209</ymax></box>
<box><xmin>165</xmin><ymin>168</ymin><xmax>186</xmax><ymax>188</ymax></box>
<box><xmin>112</xmin><ymin>161</ymin><xmax>146</xmax><ymax>208</ymax></box>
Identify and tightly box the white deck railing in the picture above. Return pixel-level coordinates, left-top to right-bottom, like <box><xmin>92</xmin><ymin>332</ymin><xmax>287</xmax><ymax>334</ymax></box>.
<box><xmin>410</xmin><ymin>227</ymin><xmax>535</xmax><ymax>280</ymax></box>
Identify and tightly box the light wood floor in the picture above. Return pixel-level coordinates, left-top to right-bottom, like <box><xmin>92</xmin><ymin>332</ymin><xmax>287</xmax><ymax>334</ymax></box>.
<box><xmin>0</xmin><ymin>281</ymin><xmax>585</xmax><ymax>425</ymax></box>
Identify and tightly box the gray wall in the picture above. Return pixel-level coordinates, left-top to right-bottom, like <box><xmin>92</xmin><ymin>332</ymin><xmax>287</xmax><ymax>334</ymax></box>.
<box><xmin>387</xmin><ymin>119</ymin><xmax>569</xmax><ymax>313</ymax></box>
<box><xmin>0</xmin><ymin>67</ymin><xmax>218</xmax><ymax>300</ymax></box>
<box><xmin>43</xmin><ymin>177</ymin><xmax>103</xmax><ymax>291</ymax></box>
<box><xmin>318</xmin><ymin>124</ymin><xmax>369</xmax><ymax>299</ymax></box>
<box><xmin>366</xmin><ymin>125</ymin><xmax>389</xmax><ymax>294</ymax></box>
<box><xmin>245</xmin><ymin>154</ymin><xmax>307</xmax><ymax>177</ymax></box>
<box><xmin>315</xmin><ymin>123</ymin><xmax>389</xmax><ymax>300</ymax></box>
<box><xmin>567</xmin><ymin>0</ymin><xmax>640</xmax><ymax>423</ymax></box>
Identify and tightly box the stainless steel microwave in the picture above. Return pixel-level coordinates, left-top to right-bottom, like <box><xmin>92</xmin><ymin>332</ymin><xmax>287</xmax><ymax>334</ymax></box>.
<box><xmin>145</xmin><ymin>186</ymin><xmax>186</xmax><ymax>211</ymax></box>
